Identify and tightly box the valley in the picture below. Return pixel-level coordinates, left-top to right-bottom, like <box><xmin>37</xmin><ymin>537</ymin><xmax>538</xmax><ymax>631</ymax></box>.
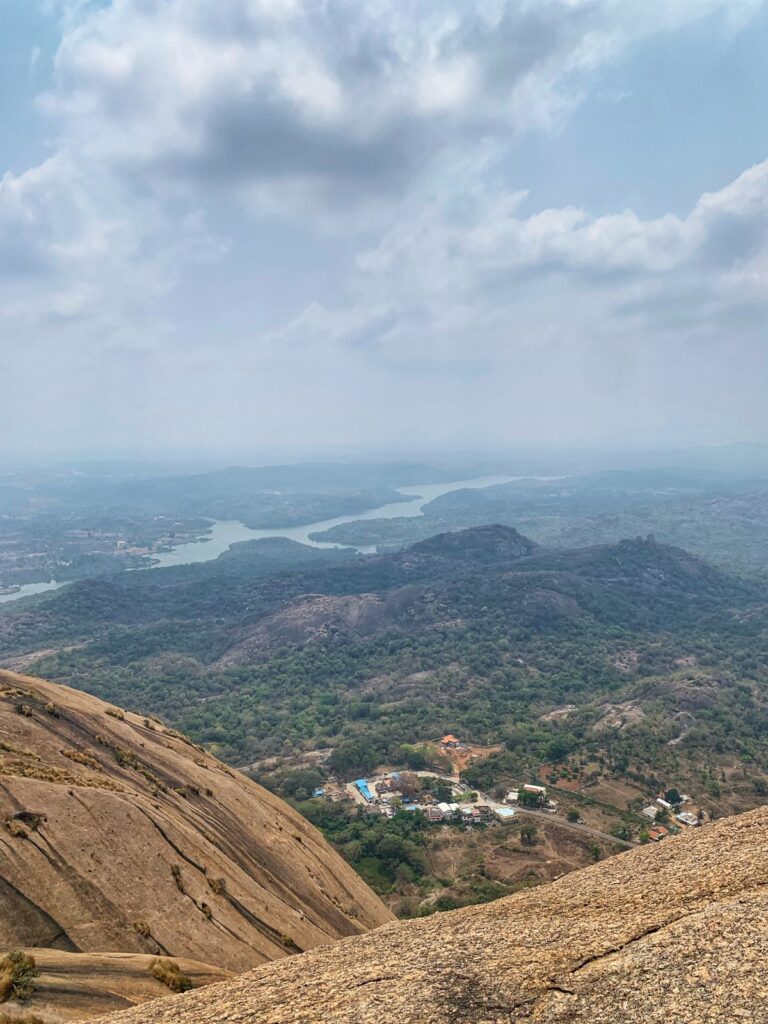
<box><xmin>3</xmin><ymin>468</ymin><xmax>768</xmax><ymax>920</ymax></box>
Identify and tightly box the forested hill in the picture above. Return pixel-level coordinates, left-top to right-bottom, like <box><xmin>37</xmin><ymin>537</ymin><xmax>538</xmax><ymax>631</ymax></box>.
<box><xmin>1</xmin><ymin>526</ymin><xmax>766</xmax><ymax>781</ymax></box>
<box><xmin>0</xmin><ymin>526</ymin><xmax>758</xmax><ymax>646</ymax></box>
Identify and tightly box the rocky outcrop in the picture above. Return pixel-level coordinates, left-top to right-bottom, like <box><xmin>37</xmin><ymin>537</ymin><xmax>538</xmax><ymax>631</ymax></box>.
<box><xmin>216</xmin><ymin>585</ymin><xmax>434</xmax><ymax>665</ymax></box>
<box><xmin>0</xmin><ymin>669</ymin><xmax>392</xmax><ymax>976</ymax></box>
<box><xmin>97</xmin><ymin>805</ymin><xmax>768</xmax><ymax>1024</ymax></box>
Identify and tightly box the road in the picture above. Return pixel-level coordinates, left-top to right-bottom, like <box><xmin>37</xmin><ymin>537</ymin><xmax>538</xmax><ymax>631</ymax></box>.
<box><xmin>512</xmin><ymin>807</ymin><xmax>638</xmax><ymax>849</ymax></box>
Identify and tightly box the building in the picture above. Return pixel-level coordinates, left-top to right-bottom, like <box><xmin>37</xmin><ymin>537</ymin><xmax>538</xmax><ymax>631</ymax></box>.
<box><xmin>437</xmin><ymin>802</ymin><xmax>460</xmax><ymax>817</ymax></box>
<box><xmin>676</xmin><ymin>812</ymin><xmax>700</xmax><ymax>827</ymax></box>
<box><xmin>354</xmin><ymin>779</ymin><xmax>373</xmax><ymax>802</ymax></box>
<box><xmin>441</xmin><ymin>734</ymin><xmax>460</xmax><ymax>749</ymax></box>
<box><xmin>426</xmin><ymin>806</ymin><xmax>443</xmax><ymax>822</ymax></box>
<box><xmin>648</xmin><ymin>826</ymin><xmax>669</xmax><ymax>842</ymax></box>
<box><xmin>506</xmin><ymin>791</ymin><xmax>519</xmax><ymax>804</ymax></box>
<box><xmin>656</xmin><ymin>798</ymin><xmax>672</xmax><ymax>810</ymax></box>
<box><xmin>494</xmin><ymin>807</ymin><xmax>517</xmax><ymax>822</ymax></box>
<box><xmin>523</xmin><ymin>784</ymin><xmax>547</xmax><ymax>796</ymax></box>
<box><xmin>642</xmin><ymin>805</ymin><xmax>659</xmax><ymax>821</ymax></box>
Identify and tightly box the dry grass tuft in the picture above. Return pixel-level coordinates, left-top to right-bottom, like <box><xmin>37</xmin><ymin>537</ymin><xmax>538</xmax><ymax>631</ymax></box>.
<box><xmin>0</xmin><ymin>951</ymin><xmax>38</xmax><ymax>1003</ymax></box>
<box><xmin>149</xmin><ymin>959</ymin><xmax>193</xmax><ymax>993</ymax></box>
<box><xmin>61</xmin><ymin>748</ymin><xmax>102</xmax><ymax>771</ymax></box>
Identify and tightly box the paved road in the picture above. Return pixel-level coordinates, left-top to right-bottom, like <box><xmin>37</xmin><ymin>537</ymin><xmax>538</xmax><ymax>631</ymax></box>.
<box><xmin>512</xmin><ymin>807</ymin><xmax>638</xmax><ymax>849</ymax></box>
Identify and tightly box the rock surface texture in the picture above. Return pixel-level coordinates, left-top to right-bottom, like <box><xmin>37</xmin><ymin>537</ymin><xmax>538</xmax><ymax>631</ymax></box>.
<box><xmin>2</xmin><ymin>948</ymin><xmax>232</xmax><ymax>1020</ymax></box>
<box><xmin>98</xmin><ymin>806</ymin><xmax>768</xmax><ymax>1023</ymax></box>
<box><xmin>0</xmin><ymin>669</ymin><xmax>392</xmax><ymax>975</ymax></box>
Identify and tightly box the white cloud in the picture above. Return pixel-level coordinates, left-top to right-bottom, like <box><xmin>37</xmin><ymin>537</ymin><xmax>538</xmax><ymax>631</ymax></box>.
<box><xmin>39</xmin><ymin>0</ymin><xmax>761</xmax><ymax>211</ymax></box>
<box><xmin>269</xmin><ymin>157</ymin><xmax>768</xmax><ymax>379</ymax></box>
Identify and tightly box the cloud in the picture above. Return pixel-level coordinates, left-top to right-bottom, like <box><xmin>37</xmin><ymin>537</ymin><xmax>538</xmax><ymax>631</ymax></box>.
<box><xmin>249</xmin><ymin>154</ymin><xmax>768</xmax><ymax>430</ymax></box>
<box><xmin>353</xmin><ymin>158</ymin><xmax>768</xmax><ymax>333</ymax></box>
<box><xmin>6</xmin><ymin>0</ymin><xmax>753</xmax><ymax>346</ymax></box>
<box><xmin>2</xmin><ymin>0</ymin><xmax>768</xmax><ymax>453</ymax></box>
<box><xmin>39</xmin><ymin>0</ymin><xmax>760</xmax><ymax>213</ymax></box>
<box><xmin>0</xmin><ymin>154</ymin><xmax>225</xmax><ymax>341</ymax></box>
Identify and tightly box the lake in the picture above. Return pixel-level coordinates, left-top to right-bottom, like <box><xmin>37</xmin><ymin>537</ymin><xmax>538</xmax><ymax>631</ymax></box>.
<box><xmin>0</xmin><ymin>474</ymin><xmax>514</xmax><ymax>604</ymax></box>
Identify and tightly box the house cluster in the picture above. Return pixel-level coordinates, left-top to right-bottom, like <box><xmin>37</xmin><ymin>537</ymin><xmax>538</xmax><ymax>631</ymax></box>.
<box><xmin>342</xmin><ymin>771</ymin><xmax>516</xmax><ymax>824</ymax></box>
<box><xmin>641</xmin><ymin>792</ymin><xmax>700</xmax><ymax>838</ymax></box>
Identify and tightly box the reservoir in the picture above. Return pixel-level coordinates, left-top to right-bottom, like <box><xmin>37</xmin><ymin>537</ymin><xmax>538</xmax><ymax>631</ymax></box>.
<box><xmin>0</xmin><ymin>474</ymin><xmax>514</xmax><ymax>604</ymax></box>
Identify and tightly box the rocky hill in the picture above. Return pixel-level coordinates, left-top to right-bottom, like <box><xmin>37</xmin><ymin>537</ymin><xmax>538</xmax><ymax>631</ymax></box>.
<box><xmin>96</xmin><ymin>805</ymin><xmax>768</xmax><ymax>1024</ymax></box>
<box><xmin>0</xmin><ymin>669</ymin><xmax>391</xmax><ymax>1015</ymax></box>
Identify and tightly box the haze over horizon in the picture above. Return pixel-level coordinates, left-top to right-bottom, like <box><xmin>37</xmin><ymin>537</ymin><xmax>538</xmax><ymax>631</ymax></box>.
<box><xmin>2</xmin><ymin>0</ymin><xmax>768</xmax><ymax>456</ymax></box>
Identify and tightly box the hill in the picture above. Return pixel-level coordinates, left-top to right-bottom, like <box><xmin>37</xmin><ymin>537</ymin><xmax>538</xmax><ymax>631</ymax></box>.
<box><xmin>95</xmin><ymin>805</ymin><xmax>768</xmax><ymax>1024</ymax></box>
<box><xmin>402</xmin><ymin>523</ymin><xmax>539</xmax><ymax>563</ymax></box>
<box><xmin>0</xmin><ymin>669</ymin><xmax>391</xmax><ymax>1010</ymax></box>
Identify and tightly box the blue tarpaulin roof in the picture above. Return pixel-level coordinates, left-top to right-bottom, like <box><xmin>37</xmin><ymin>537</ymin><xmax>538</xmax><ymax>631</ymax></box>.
<box><xmin>354</xmin><ymin>779</ymin><xmax>373</xmax><ymax>801</ymax></box>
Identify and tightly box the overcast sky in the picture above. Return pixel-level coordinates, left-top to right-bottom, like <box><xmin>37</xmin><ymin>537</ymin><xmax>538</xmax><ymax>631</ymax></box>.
<box><xmin>1</xmin><ymin>0</ymin><xmax>767</xmax><ymax>457</ymax></box>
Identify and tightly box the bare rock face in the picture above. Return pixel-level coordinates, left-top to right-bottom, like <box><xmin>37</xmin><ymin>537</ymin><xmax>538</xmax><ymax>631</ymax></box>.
<box><xmin>1</xmin><ymin>948</ymin><xmax>232</xmax><ymax>1021</ymax></box>
<box><xmin>98</xmin><ymin>806</ymin><xmax>768</xmax><ymax>1024</ymax></box>
<box><xmin>0</xmin><ymin>669</ymin><xmax>392</xmax><ymax>974</ymax></box>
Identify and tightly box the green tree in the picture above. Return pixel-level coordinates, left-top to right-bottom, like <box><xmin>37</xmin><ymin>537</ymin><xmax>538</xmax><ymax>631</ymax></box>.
<box><xmin>520</xmin><ymin>824</ymin><xmax>537</xmax><ymax>845</ymax></box>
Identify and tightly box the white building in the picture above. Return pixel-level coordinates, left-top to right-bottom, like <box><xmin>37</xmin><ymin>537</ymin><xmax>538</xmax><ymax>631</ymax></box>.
<box><xmin>437</xmin><ymin>802</ymin><xmax>460</xmax><ymax>816</ymax></box>
<box><xmin>676</xmin><ymin>811</ymin><xmax>700</xmax><ymax>827</ymax></box>
<box><xmin>494</xmin><ymin>807</ymin><xmax>517</xmax><ymax>822</ymax></box>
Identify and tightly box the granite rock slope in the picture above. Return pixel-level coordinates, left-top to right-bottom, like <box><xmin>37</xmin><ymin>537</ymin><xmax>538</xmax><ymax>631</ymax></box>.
<box><xmin>0</xmin><ymin>669</ymin><xmax>392</xmax><ymax>974</ymax></box>
<box><xmin>1</xmin><ymin>948</ymin><xmax>231</xmax><ymax>1021</ymax></box>
<box><xmin>97</xmin><ymin>805</ymin><xmax>768</xmax><ymax>1024</ymax></box>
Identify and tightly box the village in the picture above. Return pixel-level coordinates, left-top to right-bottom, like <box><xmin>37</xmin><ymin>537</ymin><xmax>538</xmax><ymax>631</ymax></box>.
<box><xmin>303</xmin><ymin>734</ymin><xmax>705</xmax><ymax>846</ymax></box>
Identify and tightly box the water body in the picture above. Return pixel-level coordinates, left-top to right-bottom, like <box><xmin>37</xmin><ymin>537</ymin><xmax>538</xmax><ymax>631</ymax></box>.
<box><xmin>0</xmin><ymin>474</ymin><xmax>514</xmax><ymax>604</ymax></box>
<box><xmin>0</xmin><ymin>579</ymin><xmax>70</xmax><ymax>605</ymax></box>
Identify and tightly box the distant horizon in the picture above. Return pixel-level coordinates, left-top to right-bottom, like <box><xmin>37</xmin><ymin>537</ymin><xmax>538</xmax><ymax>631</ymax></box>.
<box><xmin>3</xmin><ymin>439</ymin><xmax>768</xmax><ymax>475</ymax></box>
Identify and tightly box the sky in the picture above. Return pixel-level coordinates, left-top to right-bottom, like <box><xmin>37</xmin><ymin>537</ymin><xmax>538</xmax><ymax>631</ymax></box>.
<box><xmin>1</xmin><ymin>0</ymin><xmax>767</xmax><ymax>457</ymax></box>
